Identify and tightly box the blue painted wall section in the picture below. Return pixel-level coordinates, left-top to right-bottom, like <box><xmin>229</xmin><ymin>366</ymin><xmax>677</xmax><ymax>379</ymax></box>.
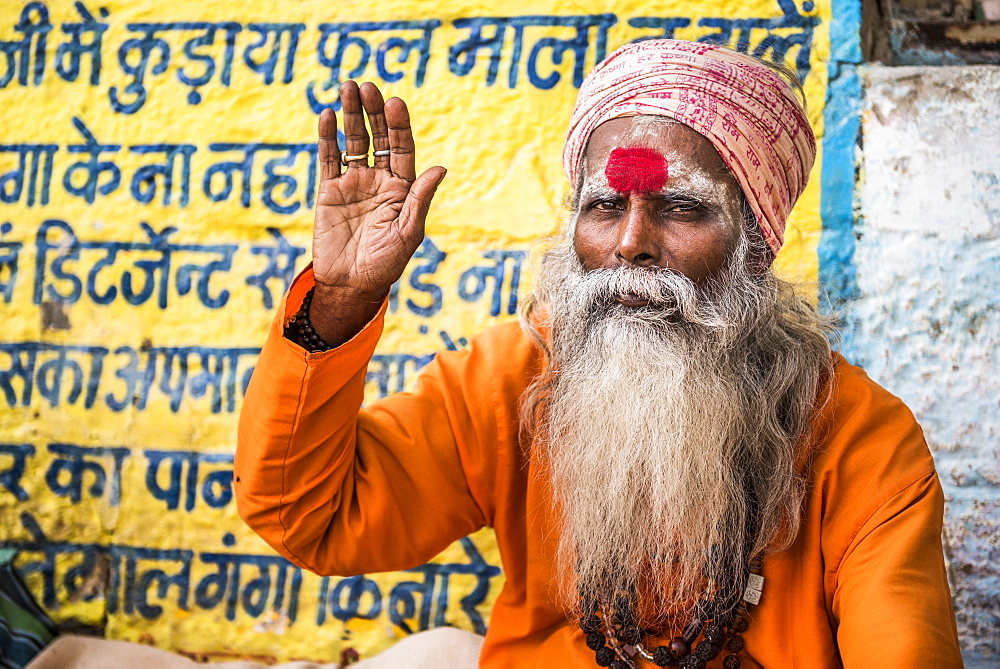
<box><xmin>818</xmin><ymin>0</ymin><xmax>861</xmax><ymax>359</ymax></box>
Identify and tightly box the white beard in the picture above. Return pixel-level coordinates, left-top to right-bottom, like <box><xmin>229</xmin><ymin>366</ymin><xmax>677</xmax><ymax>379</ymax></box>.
<box><xmin>521</xmin><ymin>240</ymin><xmax>832</xmax><ymax>626</ymax></box>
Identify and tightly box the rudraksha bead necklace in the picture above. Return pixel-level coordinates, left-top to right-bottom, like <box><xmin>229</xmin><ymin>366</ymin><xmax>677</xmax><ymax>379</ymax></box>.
<box><xmin>581</xmin><ymin>554</ymin><xmax>764</xmax><ymax>668</ymax></box>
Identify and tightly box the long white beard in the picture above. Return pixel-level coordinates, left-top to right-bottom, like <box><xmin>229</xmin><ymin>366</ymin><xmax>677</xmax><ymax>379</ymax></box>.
<box><xmin>522</xmin><ymin>240</ymin><xmax>832</xmax><ymax>626</ymax></box>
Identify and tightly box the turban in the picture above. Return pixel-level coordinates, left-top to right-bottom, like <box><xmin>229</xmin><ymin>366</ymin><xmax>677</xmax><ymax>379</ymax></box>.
<box><xmin>563</xmin><ymin>39</ymin><xmax>816</xmax><ymax>256</ymax></box>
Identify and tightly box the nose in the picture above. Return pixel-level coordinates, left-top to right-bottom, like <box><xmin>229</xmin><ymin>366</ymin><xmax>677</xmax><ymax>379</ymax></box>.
<box><xmin>615</xmin><ymin>204</ymin><xmax>661</xmax><ymax>267</ymax></box>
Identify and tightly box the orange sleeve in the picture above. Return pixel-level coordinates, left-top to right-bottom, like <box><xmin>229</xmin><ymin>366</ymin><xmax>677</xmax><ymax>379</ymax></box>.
<box><xmin>832</xmin><ymin>468</ymin><xmax>962</xmax><ymax>667</ymax></box>
<box><xmin>234</xmin><ymin>270</ymin><xmax>496</xmax><ymax>576</ymax></box>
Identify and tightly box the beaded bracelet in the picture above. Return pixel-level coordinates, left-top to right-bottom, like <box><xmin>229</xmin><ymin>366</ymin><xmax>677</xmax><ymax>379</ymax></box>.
<box><xmin>290</xmin><ymin>287</ymin><xmax>335</xmax><ymax>352</ymax></box>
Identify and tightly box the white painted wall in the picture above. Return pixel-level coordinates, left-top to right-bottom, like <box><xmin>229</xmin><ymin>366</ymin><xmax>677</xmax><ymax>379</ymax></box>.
<box><xmin>855</xmin><ymin>65</ymin><xmax>1000</xmax><ymax>666</ymax></box>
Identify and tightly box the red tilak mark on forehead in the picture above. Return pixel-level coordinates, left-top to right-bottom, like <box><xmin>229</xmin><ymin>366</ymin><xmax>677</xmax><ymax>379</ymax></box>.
<box><xmin>605</xmin><ymin>147</ymin><xmax>669</xmax><ymax>195</ymax></box>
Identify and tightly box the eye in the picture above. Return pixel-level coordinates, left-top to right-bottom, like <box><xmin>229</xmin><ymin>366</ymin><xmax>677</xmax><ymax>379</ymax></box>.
<box><xmin>669</xmin><ymin>199</ymin><xmax>700</xmax><ymax>211</ymax></box>
<box><xmin>666</xmin><ymin>199</ymin><xmax>702</xmax><ymax>214</ymax></box>
<box><xmin>591</xmin><ymin>198</ymin><xmax>624</xmax><ymax>211</ymax></box>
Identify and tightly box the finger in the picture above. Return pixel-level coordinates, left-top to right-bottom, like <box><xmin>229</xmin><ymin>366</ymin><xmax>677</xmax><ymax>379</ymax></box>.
<box><xmin>385</xmin><ymin>97</ymin><xmax>416</xmax><ymax>182</ymax></box>
<box><xmin>340</xmin><ymin>80</ymin><xmax>369</xmax><ymax>168</ymax></box>
<box><xmin>360</xmin><ymin>82</ymin><xmax>390</xmax><ymax>171</ymax></box>
<box><xmin>318</xmin><ymin>108</ymin><xmax>341</xmax><ymax>181</ymax></box>
<box><xmin>399</xmin><ymin>166</ymin><xmax>447</xmax><ymax>243</ymax></box>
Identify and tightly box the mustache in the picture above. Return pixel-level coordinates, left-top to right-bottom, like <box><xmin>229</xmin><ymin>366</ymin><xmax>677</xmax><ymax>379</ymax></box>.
<box><xmin>579</xmin><ymin>265</ymin><xmax>694</xmax><ymax>306</ymax></box>
<box><xmin>567</xmin><ymin>264</ymin><xmax>709</xmax><ymax>325</ymax></box>
<box><xmin>536</xmin><ymin>242</ymin><xmax>755</xmax><ymax>332</ymax></box>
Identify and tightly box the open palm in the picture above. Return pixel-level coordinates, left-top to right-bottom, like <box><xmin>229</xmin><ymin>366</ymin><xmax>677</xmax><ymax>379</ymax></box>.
<box><xmin>313</xmin><ymin>81</ymin><xmax>446</xmax><ymax>299</ymax></box>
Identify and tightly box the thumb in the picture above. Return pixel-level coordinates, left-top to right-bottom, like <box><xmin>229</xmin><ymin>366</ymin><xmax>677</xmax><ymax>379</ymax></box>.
<box><xmin>401</xmin><ymin>165</ymin><xmax>447</xmax><ymax>234</ymax></box>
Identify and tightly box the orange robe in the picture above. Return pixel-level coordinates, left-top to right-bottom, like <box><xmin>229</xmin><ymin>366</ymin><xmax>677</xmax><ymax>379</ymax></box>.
<box><xmin>235</xmin><ymin>274</ymin><xmax>962</xmax><ymax>668</ymax></box>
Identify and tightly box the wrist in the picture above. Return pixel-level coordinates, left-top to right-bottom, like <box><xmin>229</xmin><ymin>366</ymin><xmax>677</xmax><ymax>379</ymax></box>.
<box><xmin>288</xmin><ymin>284</ymin><xmax>386</xmax><ymax>351</ymax></box>
<box><xmin>312</xmin><ymin>282</ymin><xmax>387</xmax><ymax>310</ymax></box>
<box><xmin>288</xmin><ymin>288</ymin><xmax>332</xmax><ymax>352</ymax></box>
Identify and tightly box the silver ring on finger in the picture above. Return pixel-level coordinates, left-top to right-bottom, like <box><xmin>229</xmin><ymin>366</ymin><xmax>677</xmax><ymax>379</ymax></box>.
<box><xmin>373</xmin><ymin>149</ymin><xmax>391</xmax><ymax>157</ymax></box>
<box><xmin>341</xmin><ymin>151</ymin><xmax>368</xmax><ymax>165</ymax></box>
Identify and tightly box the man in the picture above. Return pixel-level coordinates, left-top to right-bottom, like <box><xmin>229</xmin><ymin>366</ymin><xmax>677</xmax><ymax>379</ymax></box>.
<box><xmin>234</xmin><ymin>39</ymin><xmax>962</xmax><ymax>668</ymax></box>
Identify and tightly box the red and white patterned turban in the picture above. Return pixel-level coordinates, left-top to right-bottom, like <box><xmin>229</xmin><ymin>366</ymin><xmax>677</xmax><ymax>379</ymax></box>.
<box><xmin>563</xmin><ymin>39</ymin><xmax>816</xmax><ymax>256</ymax></box>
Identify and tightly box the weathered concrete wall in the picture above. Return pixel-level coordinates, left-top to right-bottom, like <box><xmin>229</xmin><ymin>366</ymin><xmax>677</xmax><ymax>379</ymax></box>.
<box><xmin>854</xmin><ymin>65</ymin><xmax>1000</xmax><ymax>666</ymax></box>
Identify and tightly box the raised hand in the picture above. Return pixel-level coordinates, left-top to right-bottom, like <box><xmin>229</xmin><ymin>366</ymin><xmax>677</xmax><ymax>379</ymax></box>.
<box><xmin>308</xmin><ymin>81</ymin><xmax>446</xmax><ymax>347</ymax></box>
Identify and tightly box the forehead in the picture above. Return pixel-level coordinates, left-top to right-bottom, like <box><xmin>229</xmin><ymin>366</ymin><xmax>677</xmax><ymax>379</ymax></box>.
<box><xmin>581</xmin><ymin>116</ymin><xmax>734</xmax><ymax>186</ymax></box>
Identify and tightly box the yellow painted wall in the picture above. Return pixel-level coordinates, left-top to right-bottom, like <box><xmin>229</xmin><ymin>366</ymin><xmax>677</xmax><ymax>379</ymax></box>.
<box><xmin>0</xmin><ymin>0</ymin><xmax>829</xmax><ymax>662</ymax></box>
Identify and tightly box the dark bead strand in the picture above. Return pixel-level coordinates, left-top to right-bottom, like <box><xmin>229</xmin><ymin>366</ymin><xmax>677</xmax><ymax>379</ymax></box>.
<box><xmin>695</xmin><ymin>641</ymin><xmax>720</xmax><ymax>660</ymax></box>
<box><xmin>602</xmin><ymin>615</ymin><xmax>626</xmax><ymax>664</ymax></box>
<box><xmin>679</xmin><ymin>655</ymin><xmax>706</xmax><ymax>669</ymax></box>
<box><xmin>595</xmin><ymin>646</ymin><xmax>616</xmax><ymax>667</ymax></box>
<box><xmin>620</xmin><ymin>623</ymin><xmax>642</xmax><ymax>645</ymax></box>
<box><xmin>292</xmin><ymin>288</ymin><xmax>334</xmax><ymax>353</ymax></box>
<box><xmin>668</xmin><ymin>636</ymin><xmax>689</xmax><ymax>658</ymax></box>
<box><xmin>682</xmin><ymin>618</ymin><xmax>704</xmax><ymax>645</ymax></box>
<box><xmin>703</xmin><ymin>622</ymin><xmax>725</xmax><ymax>644</ymax></box>
<box><xmin>652</xmin><ymin>645</ymin><xmax>677</xmax><ymax>666</ymax></box>
<box><xmin>580</xmin><ymin>556</ymin><xmax>762</xmax><ymax>668</ymax></box>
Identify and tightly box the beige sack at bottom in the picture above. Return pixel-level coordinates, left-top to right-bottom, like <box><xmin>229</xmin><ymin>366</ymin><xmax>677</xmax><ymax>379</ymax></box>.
<box><xmin>27</xmin><ymin>627</ymin><xmax>484</xmax><ymax>669</ymax></box>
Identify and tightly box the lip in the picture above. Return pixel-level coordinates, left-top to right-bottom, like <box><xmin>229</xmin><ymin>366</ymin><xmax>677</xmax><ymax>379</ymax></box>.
<box><xmin>614</xmin><ymin>293</ymin><xmax>651</xmax><ymax>307</ymax></box>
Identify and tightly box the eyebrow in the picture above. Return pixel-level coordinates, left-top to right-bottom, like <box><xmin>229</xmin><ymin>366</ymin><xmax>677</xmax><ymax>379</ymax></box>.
<box><xmin>579</xmin><ymin>185</ymin><xmax>707</xmax><ymax>202</ymax></box>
